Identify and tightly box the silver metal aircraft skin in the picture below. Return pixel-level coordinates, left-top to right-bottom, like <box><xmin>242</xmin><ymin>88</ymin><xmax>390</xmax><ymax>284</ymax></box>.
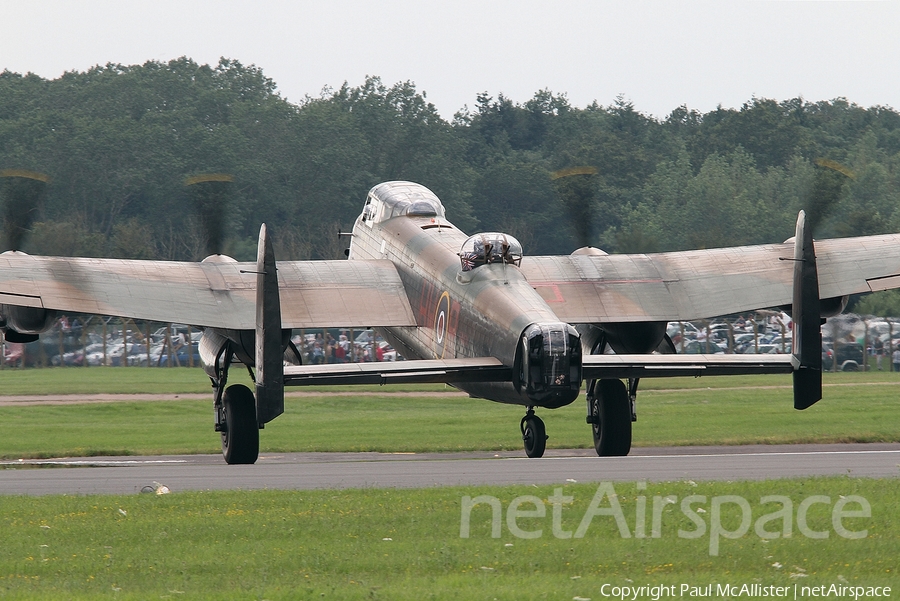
<box><xmin>3</xmin><ymin>181</ymin><xmax>900</xmax><ymax>463</ymax></box>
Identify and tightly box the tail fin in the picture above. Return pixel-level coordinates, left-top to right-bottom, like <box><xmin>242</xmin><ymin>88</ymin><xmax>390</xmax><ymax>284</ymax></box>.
<box><xmin>791</xmin><ymin>210</ymin><xmax>823</xmax><ymax>410</ymax></box>
<box><xmin>255</xmin><ymin>223</ymin><xmax>284</xmax><ymax>424</ymax></box>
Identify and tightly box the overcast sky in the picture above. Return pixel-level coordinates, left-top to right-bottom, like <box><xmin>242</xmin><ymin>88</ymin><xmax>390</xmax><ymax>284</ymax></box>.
<box><xmin>2</xmin><ymin>0</ymin><xmax>898</xmax><ymax>120</ymax></box>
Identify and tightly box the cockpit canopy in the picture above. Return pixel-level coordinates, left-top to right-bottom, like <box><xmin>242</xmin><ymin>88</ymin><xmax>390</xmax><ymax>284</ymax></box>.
<box><xmin>458</xmin><ymin>232</ymin><xmax>523</xmax><ymax>271</ymax></box>
<box><xmin>362</xmin><ymin>181</ymin><xmax>446</xmax><ymax>224</ymax></box>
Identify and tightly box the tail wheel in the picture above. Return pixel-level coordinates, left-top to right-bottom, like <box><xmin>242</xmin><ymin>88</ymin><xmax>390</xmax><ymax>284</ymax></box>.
<box><xmin>221</xmin><ymin>384</ymin><xmax>259</xmax><ymax>464</ymax></box>
<box><xmin>590</xmin><ymin>379</ymin><xmax>632</xmax><ymax>457</ymax></box>
<box><xmin>521</xmin><ymin>412</ymin><xmax>547</xmax><ymax>458</ymax></box>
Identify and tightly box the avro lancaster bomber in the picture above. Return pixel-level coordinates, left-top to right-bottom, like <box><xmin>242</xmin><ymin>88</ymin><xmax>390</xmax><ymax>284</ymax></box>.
<box><xmin>3</xmin><ymin>179</ymin><xmax>900</xmax><ymax>463</ymax></box>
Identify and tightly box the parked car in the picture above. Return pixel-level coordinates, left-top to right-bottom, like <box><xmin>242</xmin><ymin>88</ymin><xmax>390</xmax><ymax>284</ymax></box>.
<box><xmin>740</xmin><ymin>343</ymin><xmax>789</xmax><ymax>355</ymax></box>
<box><xmin>667</xmin><ymin>321</ymin><xmax>699</xmax><ymax>339</ymax></box>
<box><xmin>680</xmin><ymin>340</ymin><xmax>727</xmax><ymax>354</ymax></box>
<box><xmin>823</xmin><ymin>342</ymin><xmax>864</xmax><ymax>371</ymax></box>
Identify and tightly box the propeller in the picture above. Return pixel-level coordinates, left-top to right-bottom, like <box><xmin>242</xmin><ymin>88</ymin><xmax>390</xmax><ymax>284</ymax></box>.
<box><xmin>185</xmin><ymin>174</ymin><xmax>234</xmax><ymax>256</ymax></box>
<box><xmin>0</xmin><ymin>169</ymin><xmax>49</xmax><ymax>252</ymax></box>
<box><xmin>804</xmin><ymin>158</ymin><xmax>855</xmax><ymax>236</ymax></box>
<box><xmin>551</xmin><ymin>166</ymin><xmax>598</xmax><ymax>249</ymax></box>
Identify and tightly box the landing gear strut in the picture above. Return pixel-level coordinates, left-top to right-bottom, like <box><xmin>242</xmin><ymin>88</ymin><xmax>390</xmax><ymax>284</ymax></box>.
<box><xmin>520</xmin><ymin>407</ymin><xmax>547</xmax><ymax>458</ymax></box>
<box><xmin>586</xmin><ymin>379</ymin><xmax>632</xmax><ymax>456</ymax></box>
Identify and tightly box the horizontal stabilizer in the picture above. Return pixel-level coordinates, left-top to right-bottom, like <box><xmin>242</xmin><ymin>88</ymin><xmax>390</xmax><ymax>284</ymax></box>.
<box><xmin>284</xmin><ymin>354</ymin><xmax>795</xmax><ymax>387</ymax></box>
<box><xmin>582</xmin><ymin>353</ymin><xmax>795</xmax><ymax>380</ymax></box>
<box><xmin>284</xmin><ymin>358</ymin><xmax>511</xmax><ymax>386</ymax></box>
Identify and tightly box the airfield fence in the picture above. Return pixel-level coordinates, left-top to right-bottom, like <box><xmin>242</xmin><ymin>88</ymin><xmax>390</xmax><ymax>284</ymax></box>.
<box><xmin>0</xmin><ymin>314</ymin><xmax>388</xmax><ymax>369</ymax></box>
<box><xmin>670</xmin><ymin>312</ymin><xmax>900</xmax><ymax>372</ymax></box>
<box><xmin>3</xmin><ymin>312</ymin><xmax>899</xmax><ymax>372</ymax></box>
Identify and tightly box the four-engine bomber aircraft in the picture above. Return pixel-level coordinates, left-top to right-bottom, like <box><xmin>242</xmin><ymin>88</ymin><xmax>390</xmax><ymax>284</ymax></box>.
<box><xmin>3</xmin><ymin>180</ymin><xmax>900</xmax><ymax>463</ymax></box>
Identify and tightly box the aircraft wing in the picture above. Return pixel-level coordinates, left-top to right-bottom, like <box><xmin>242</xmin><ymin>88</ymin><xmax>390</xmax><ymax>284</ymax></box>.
<box><xmin>0</xmin><ymin>253</ymin><xmax>416</xmax><ymax>330</ymax></box>
<box><xmin>521</xmin><ymin>233</ymin><xmax>900</xmax><ymax>323</ymax></box>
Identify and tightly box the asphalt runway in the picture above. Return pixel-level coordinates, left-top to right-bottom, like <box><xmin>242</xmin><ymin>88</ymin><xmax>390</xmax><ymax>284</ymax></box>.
<box><xmin>2</xmin><ymin>443</ymin><xmax>899</xmax><ymax>496</ymax></box>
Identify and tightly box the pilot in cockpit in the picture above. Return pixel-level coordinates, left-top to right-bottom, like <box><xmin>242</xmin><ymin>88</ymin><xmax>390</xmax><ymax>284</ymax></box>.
<box><xmin>459</xmin><ymin>233</ymin><xmax>523</xmax><ymax>271</ymax></box>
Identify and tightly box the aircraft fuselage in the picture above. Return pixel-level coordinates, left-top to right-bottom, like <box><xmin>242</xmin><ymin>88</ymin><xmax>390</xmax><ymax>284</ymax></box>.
<box><xmin>349</xmin><ymin>210</ymin><xmax>580</xmax><ymax>408</ymax></box>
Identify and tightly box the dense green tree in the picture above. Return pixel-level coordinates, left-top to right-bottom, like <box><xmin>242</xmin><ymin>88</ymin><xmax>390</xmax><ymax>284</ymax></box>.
<box><xmin>690</xmin><ymin>98</ymin><xmax>811</xmax><ymax>169</ymax></box>
<box><xmin>471</xmin><ymin>161</ymin><xmax>567</xmax><ymax>254</ymax></box>
<box><xmin>855</xmin><ymin>290</ymin><xmax>900</xmax><ymax>318</ymax></box>
<box><xmin>2</xmin><ymin>59</ymin><xmax>900</xmax><ymax>263</ymax></box>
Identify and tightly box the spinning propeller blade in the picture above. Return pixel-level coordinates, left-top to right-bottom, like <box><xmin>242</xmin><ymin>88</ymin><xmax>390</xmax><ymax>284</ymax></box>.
<box><xmin>804</xmin><ymin>158</ymin><xmax>855</xmax><ymax>236</ymax></box>
<box><xmin>0</xmin><ymin>169</ymin><xmax>49</xmax><ymax>252</ymax></box>
<box><xmin>552</xmin><ymin>166</ymin><xmax>598</xmax><ymax>249</ymax></box>
<box><xmin>185</xmin><ymin>173</ymin><xmax>234</xmax><ymax>256</ymax></box>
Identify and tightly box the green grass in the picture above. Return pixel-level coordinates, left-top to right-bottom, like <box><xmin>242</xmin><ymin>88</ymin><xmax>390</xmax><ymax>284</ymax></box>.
<box><xmin>0</xmin><ymin>366</ymin><xmax>454</xmax><ymax>396</ymax></box>
<box><xmin>2</xmin><ymin>366</ymin><xmax>900</xmax><ymax>395</ymax></box>
<box><xmin>0</xmin><ymin>478</ymin><xmax>896</xmax><ymax>599</ymax></box>
<box><xmin>0</xmin><ymin>373</ymin><xmax>899</xmax><ymax>458</ymax></box>
<box><xmin>2</xmin><ymin>370</ymin><xmax>898</xmax><ymax>598</ymax></box>
<box><xmin>0</xmin><ymin>367</ymin><xmax>213</xmax><ymax>395</ymax></box>
<box><xmin>643</xmin><ymin>369</ymin><xmax>900</xmax><ymax>389</ymax></box>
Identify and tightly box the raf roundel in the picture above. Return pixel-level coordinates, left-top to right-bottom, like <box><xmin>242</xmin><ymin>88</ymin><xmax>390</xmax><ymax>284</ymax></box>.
<box><xmin>433</xmin><ymin>291</ymin><xmax>451</xmax><ymax>359</ymax></box>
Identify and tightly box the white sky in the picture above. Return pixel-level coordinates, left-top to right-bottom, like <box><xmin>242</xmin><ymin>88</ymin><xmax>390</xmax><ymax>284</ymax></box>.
<box><xmin>2</xmin><ymin>0</ymin><xmax>899</xmax><ymax>120</ymax></box>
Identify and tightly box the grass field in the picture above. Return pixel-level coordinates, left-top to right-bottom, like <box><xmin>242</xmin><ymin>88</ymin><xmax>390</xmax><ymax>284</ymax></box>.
<box><xmin>0</xmin><ymin>366</ymin><xmax>450</xmax><ymax>396</ymax></box>
<box><xmin>1</xmin><ymin>368</ymin><xmax>899</xmax><ymax>458</ymax></box>
<box><xmin>1</xmin><ymin>365</ymin><xmax>899</xmax><ymax>395</ymax></box>
<box><xmin>1</xmin><ymin>369</ymin><xmax>898</xmax><ymax>599</ymax></box>
<box><xmin>0</xmin><ymin>478</ymin><xmax>896</xmax><ymax>599</ymax></box>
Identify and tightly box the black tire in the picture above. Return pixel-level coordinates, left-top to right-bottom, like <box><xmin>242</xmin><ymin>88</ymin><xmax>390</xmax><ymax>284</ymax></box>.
<box><xmin>221</xmin><ymin>384</ymin><xmax>259</xmax><ymax>464</ymax></box>
<box><xmin>590</xmin><ymin>379</ymin><xmax>632</xmax><ymax>457</ymax></box>
<box><xmin>522</xmin><ymin>414</ymin><xmax>547</xmax><ymax>458</ymax></box>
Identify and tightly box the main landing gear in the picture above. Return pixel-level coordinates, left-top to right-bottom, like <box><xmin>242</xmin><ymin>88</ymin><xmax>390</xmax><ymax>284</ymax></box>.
<box><xmin>520</xmin><ymin>407</ymin><xmax>547</xmax><ymax>458</ymax></box>
<box><xmin>220</xmin><ymin>384</ymin><xmax>259</xmax><ymax>464</ymax></box>
<box><xmin>209</xmin><ymin>223</ymin><xmax>287</xmax><ymax>466</ymax></box>
<box><xmin>585</xmin><ymin>378</ymin><xmax>636</xmax><ymax>457</ymax></box>
<box><xmin>212</xmin><ymin>347</ymin><xmax>261</xmax><ymax>465</ymax></box>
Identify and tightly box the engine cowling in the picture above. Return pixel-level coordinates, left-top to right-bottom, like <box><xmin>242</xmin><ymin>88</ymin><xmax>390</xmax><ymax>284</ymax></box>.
<box><xmin>778</xmin><ymin>295</ymin><xmax>848</xmax><ymax>320</ymax></box>
<box><xmin>581</xmin><ymin>321</ymin><xmax>667</xmax><ymax>355</ymax></box>
<box><xmin>0</xmin><ymin>304</ymin><xmax>57</xmax><ymax>342</ymax></box>
<box><xmin>820</xmin><ymin>296</ymin><xmax>849</xmax><ymax>318</ymax></box>
<box><xmin>198</xmin><ymin>328</ymin><xmax>232</xmax><ymax>379</ymax></box>
<box><xmin>198</xmin><ymin>327</ymin><xmax>296</xmax><ymax>380</ymax></box>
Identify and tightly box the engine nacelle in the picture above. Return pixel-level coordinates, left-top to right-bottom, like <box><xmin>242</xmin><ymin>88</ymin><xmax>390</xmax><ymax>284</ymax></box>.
<box><xmin>199</xmin><ymin>328</ymin><xmax>295</xmax><ymax>380</ymax></box>
<box><xmin>517</xmin><ymin>322</ymin><xmax>582</xmax><ymax>408</ymax></box>
<box><xmin>779</xmin><ymin>295</ymin><xmax>848</xmax><ymax>320</ymax></box>
<box><xmin>199</xmin><ymin>328</ymin><xmax>232</xmax><ymax>379</ymax></box>
<box><xmin>571</xmin><ymin>246</ymin><xmax>608</xmax><ymax>256</ymax></box>
<box><xmin>0</xmin><ymin>304</ymin><xmax>57</xmax><ymax>341</ymax></box>
<box><xmin>820</xmin><ymin>295</ymin><xmax>849</xmax><ymax>318</ymax></box>
<box><xmin>596</xmin><ymin>321</ymin><xmax>667</xmax><ymax>355</ymax></box>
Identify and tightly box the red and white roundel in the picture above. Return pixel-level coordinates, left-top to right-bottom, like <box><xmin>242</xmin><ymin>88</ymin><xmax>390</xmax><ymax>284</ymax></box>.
<box><xmin>433</xmin><ymin>291</ymin><xmax>450</xmax><ymax>358</ymax></box>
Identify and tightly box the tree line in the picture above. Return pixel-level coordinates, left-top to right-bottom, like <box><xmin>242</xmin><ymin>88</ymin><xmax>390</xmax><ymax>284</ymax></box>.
<box><xmin>1</xmin><ymin>57</ymin><xmax>899</xmax><ymax>270</ymax></box>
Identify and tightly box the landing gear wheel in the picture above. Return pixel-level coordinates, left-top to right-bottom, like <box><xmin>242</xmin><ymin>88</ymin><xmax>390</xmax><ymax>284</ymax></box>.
<box><xmin>221</xmin><ymin>384</ymin><xmax>259</xmax><ymax>464</ymax></box>
<box><xmin>589</xmin><ymin>379</ymin><xmax>632</xmax><ymax>457</ymax></box>
<box><xmin>520</xmin><ymin>411</ymin><xmax>547</xmax><ymax>458</ymax></box>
